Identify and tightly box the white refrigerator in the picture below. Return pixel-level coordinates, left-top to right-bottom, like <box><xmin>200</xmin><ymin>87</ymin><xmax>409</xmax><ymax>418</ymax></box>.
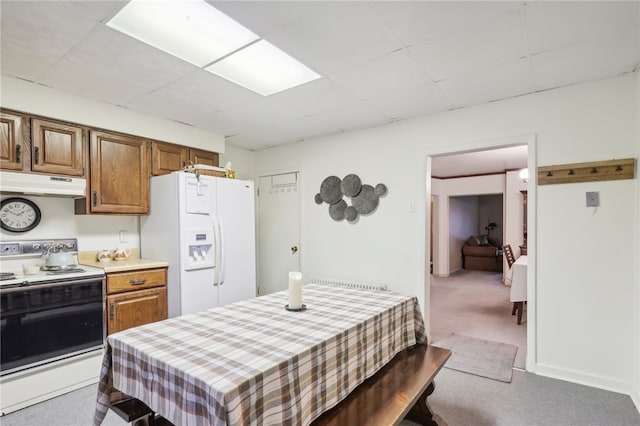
<box><xmin>141</xmin><ymin>171</ymin><xmax>256</xmax><ymax>317</ymax></box>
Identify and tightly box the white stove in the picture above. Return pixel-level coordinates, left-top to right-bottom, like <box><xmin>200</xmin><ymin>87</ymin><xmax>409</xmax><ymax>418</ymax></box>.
<box><xmin>0</xmin><ymin>238</ymin><xmax>106</xmax><ymax>415</ymax></box>
<box><xmin>0</xmin><ymin>238</ymin><xmax>105</xmax><ymax>287</ymax></box>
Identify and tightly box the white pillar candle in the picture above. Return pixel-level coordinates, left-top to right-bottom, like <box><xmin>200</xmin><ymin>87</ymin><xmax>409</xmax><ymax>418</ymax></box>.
<box><xmin>288</xmin><ymin>271</ymin><xmax>303</xmax><ymax>309</ymax></box>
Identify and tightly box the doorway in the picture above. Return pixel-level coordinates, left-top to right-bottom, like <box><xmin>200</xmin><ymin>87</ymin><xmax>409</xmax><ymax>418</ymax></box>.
<box><xmin>426</xmin><ymin>138</ymin><xmax>535</xmax><ymax>371</ymax></box>
<box><xmin>256</xmin><ymin>171</ymin><xmax>301</xmax><ymax>295</ymax></box>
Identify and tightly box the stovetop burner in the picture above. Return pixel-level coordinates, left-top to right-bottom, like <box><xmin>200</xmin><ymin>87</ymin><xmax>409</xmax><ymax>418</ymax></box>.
<box><xmin>0</xmin><ymin>272</ymin><xmax>16</xmax><ymax>281</ymax></box>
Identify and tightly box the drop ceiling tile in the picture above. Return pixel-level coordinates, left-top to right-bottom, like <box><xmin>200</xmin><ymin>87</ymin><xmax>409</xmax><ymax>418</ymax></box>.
<box><xmin>55</xmin><ymin>26</ymin><xmax>195</xmax><ymax>83</ymax></box>
<box><xmin>57</xmin><ymin>1</ymin><xmax>126</xmax><ymax>22</ymax></box>
<box><xmin>0</xmin><ymin>1</ymin><xmax>98</xmax><ymax>57</ymax></box>
<box><xmin>436</xmin><ymin>58</ymin><xmax>534</xmax><ymax>107</ymax></box>
<box><xmin>365</xmin><ymin>83</ymin><xmax>453</xmax><ymax>121</ymax></box>
<box><xmin>315</xmin><ymin>101</ymin><xmax>392</xmax><ymax>133</ymax></box>
<box><xmin>409</xmin><ymin>8</ymin><xmax>527</xmax><ymax>81</ymax></box>
<box><xmin>225</xmin><ymin>130</ymin><xmax>295</xmax><ymax>150</ymax></box>
<box><xmin>328</xmin><ymin>49</ymin><xmax>433</xmax><ymax>100</ymax></box>
<box><xmin>370</xmin><ymin>1</ymin><xmax>521</xmax><ymax>46</ymax></box>
<box><xmin>532</xmin><ymin>26</ymin><xmax>640</xmax><ymax>91</ymax></box>
<box><xmin>128</xmin><ymin>69</ymin><xmax>261</xmax><ymax>119</ymax></box>
<box><xmin>271</xmin><ymin>115</ymin><xmax>342</xmax><ymax>141</ymax></box>
<box><xmin>270</xmin><ymin>78</ymin><xmax>366</xmax><ymax>116</ymax></box>
<box><xmin>213</xmin><ymin>98</ymin><xmax>307</xmax><ymax>136</ymax></box>
<box><xmin>525</xmin><ymin>2</ymin><xmax>640</xmax><ymax>54</ymax></box>
<box><xmin>38</xmin><ymin>59</ymin><xmax>153</xmax><ymax>105</ymax></box>
<box><xmin>210</xmin><ymin>1</ymin><xmax>322</xmax><ymax>38</ymax></box>
<box><xmin>0</xmin><ymin>40</ymin><xmax>59</xmax><ymax>82</ymax></box>
<box><xmin>264</xmin><ymin>2</ymin><xmax>402</xmax><ymax>75</ymax></box>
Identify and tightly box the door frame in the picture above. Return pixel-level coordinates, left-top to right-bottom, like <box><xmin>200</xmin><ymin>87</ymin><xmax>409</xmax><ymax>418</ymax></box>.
<box><xmin>255</xmin><ymin>168</ymin><xmax>303</xmax><ymax>294</ymax></box>
<box><xmin>425</xmin><ymin>134</ymin><xmax>537</xmax><ymax>372</ymax></box>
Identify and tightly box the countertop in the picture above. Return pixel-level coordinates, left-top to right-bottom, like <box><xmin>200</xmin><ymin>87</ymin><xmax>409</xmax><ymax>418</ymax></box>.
<box><xmin>78</xmin><ymin>249</ymin><xmax>168</xmax><ymax>273</ymax></box>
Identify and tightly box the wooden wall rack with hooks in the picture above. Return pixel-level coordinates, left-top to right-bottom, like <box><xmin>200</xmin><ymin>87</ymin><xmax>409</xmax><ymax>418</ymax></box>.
<box><xmin>537</xmin><ymin>158</ymin><xmax>635</xmax><ymax>185</ymax></box>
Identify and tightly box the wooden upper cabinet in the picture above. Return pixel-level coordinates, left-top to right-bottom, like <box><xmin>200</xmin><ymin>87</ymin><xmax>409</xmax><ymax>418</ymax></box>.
<box><xmin>150</xmin><ymin>141</ymin><xmax>188</xmax><ymax>176</ymax></box>
<box><xmin>189</xmin><ymin>148</ymin><xmax>219</xmax><ymax>168</ymax></box>
<box><xmin>31</xmin><ymin>118</ymin><xmax>84</xmax><ymax>176</ymax></box>
<box><xmin>86</xmin><ymin>130</ymin><xmax>149</xmax><ymax>214</ymax></box>
<box><xmin>0</xmin><ymin>111</ymin><xmax>25</xmax><ymax>171</ymax></box>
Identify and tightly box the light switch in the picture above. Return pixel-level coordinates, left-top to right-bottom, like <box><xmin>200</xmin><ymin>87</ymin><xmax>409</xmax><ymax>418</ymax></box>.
<box><xmin>586</xmin><ymin>192</ymin><xmax>599</xmax><ymax>207</ymax></box>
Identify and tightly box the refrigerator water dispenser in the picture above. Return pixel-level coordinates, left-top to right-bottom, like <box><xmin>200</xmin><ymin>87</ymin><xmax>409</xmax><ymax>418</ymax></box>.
<box><xmin>183</xmin><ymin>229</ymin><xmax>215</xmax><ymax>270</ymax></box>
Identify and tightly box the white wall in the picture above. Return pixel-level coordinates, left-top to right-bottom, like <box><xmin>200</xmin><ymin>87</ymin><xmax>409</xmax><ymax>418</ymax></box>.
<box><xmin>0</xmin><ymin>196</ymin><xmax>139</xmax><ymax>252</ymax></box>
<box><xmin>635</xmin><ymin>70</ymin><xmax>640</xmax><ymax>412</ymax></box>
<box><xmin>254</xmin><ymin>73</ymin><xmax>639</xmax><ymax>402</ymax></box>
<box><xmin>0</xmin><ymin>76</ymin><xmax>224</xmax><ymax>152</ymax></box>
<box><xmin>220</xmin><ymin>145</ymin><xmax>255</xmax><ymax>181</ymax></box>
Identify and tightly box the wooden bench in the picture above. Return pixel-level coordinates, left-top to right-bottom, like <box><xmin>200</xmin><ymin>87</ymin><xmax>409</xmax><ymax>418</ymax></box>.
<box><xmin>312</xmin><ymin>344</ymin><xmax>451</xmax><ymax>426</ymax></box>
<box><xmin>110</xmin><ymin>344</ymin><xmax>451</xmax><ymax>426</ymax></box>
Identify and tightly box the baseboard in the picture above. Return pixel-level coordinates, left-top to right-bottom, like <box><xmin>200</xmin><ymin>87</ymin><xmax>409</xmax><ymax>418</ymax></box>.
<box><xmin>535</xmin><ymin>363</ymin><xmax>636</xmax><ymax>403</ymax></box>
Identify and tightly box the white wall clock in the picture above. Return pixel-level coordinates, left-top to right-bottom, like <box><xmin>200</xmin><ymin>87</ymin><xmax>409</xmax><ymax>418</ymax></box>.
<box><xmin>0</xmin><ymin>197</ymin><xmax>42</xmax><ymax>233</ymax></box>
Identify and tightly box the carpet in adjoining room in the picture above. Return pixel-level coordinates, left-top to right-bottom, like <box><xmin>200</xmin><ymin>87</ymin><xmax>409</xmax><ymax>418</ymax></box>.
<box><xmin>433</xmin><ymin>333</ymin><xmax>518</xmax><ymax>383</ymax></box>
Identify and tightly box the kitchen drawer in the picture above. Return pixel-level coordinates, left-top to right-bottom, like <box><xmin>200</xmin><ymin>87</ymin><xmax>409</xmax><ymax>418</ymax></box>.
<box><xmin>107</xmin><ymin>268</ymin><xmax>166</xmax><ymax>294</ymax></box>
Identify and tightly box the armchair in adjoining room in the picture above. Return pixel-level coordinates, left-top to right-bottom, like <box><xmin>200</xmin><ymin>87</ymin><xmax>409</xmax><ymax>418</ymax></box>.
<box><xmin>461</xmin><ymin>235</ymin><xmax>503</xmax><ymax>272</ymax></box>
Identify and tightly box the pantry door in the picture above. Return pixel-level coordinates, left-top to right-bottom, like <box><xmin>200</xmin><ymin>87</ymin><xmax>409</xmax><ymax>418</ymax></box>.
<box><xmin>257</xmin><ymin>172</ymin><xmax>300</xmax><ymax>295</ymax></box>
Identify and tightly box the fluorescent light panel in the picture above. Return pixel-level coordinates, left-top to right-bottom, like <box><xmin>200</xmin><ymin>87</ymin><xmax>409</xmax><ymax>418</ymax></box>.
<box><xmin>106</xmin><ymin>0</ymin><xmax>259</xmax><ymax>67</ymax></box>
<box><xmin>107</xmin><ymin>0</ymin><xmax>320</xmax><ymax>96</ymax></box>
<box><xmin>205</xmin><ymin>40</ymin><xmax>321</xmax><ymax>96</ymax></box>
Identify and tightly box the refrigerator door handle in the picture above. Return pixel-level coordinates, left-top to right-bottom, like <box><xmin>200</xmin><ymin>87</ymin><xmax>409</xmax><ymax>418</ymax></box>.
<box><xmin>212</xmin><ymin>216</ymin><xmax>220</xmax><ymax>286</ymax></box>
<box><xmin>218</xmin><ymin>217</ymin><xmax>225</xmax><ymax>286</ymax></box>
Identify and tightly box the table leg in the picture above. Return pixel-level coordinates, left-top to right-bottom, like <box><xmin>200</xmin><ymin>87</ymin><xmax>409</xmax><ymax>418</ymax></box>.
<box><xmin>405</xmin><ymin>381</ymin><xmax>446</xmax><ymax>426</ymax></box>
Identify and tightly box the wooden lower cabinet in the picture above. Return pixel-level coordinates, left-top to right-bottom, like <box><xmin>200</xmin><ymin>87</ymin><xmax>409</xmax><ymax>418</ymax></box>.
<box><xmin>106</xmin><ymin>267</ymin><xmax>168</xmax><ymax>336</ymax></box>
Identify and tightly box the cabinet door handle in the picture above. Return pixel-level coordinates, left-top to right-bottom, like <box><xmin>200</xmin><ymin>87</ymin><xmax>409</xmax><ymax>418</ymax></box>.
<box><xmin>129</xmin><ymin>278</ymin><xmax>147</xmax><ymax>285</ymax></box>
<box><xmin>15</xmin><ymin>145</ymin><xmax>21</xmax><ymax>163</ymax></box>
<box><xmin>109</xmin><ymin>303</ymin><xmax>115</xmax><ymax>320</ymax></box>
<box><xmin>92</xmin><ymin>191</ymin><xmax>98</xmax><ymax>206</ymax></box>
<box><xmin>34</xmin><ymin>147</ymin><xmax>39</xmax><ymax>164</ymax></box>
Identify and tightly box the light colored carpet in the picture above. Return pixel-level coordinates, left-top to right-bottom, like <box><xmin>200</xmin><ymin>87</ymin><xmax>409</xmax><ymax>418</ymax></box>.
<box><xmin>429</xmin><ymin>269</ymin><xmax>527</xmax><ymax>369</ymax></box>
<box><xmin>433</xmin><ymin>333</ymin><xmax>518</xmax><ymax>383</ymax></box>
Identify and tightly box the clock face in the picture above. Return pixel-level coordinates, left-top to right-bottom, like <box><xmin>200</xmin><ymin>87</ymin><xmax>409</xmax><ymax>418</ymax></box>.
<box><xmin>0</xmin><ymin>197</ymin><xmax>42</xmax><ymax>233</ymax></box>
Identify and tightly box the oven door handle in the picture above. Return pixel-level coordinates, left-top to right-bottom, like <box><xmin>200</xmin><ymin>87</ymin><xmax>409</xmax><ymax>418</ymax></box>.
<box><xmin>0</xmin><ymin>276</ymin><xmax>105</xmax><ymax>293</ymax></box>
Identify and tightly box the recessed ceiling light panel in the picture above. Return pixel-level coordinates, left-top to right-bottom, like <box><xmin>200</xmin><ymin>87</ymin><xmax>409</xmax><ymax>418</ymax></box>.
<box><xmin>106</xmin><ymin>0</ymin><xmax>259</xmax><ymax>67</ymax></box>
<box><xmin>205</xmin><ymin>40</ymin><xmax>321</xmax><ymax>96</ymax></box>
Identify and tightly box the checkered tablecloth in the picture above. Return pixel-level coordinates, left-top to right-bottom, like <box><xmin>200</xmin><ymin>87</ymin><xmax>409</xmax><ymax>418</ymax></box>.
<box><xmin>94</xmin><ymin>284</ymin><xmax>426</xmax><ymax>425</ymax></box>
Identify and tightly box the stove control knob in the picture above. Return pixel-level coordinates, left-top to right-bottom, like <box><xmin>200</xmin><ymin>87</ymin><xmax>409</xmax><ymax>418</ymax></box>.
<box><xmin>33</xmin><ymin>243</ymin><xmax>41</xmax><ymax>250</ymax></box>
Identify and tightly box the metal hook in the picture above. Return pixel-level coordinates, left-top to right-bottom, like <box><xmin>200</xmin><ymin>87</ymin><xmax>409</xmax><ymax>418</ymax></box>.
<box><xmin>590</xmin><ymin>167</ymin><xmax>598</xmax><ymax>174</ymax></box>
<box><xmin>568</xmin><ymin>169</ymin><xmax>575</xmax><ymax>175</ymax></box>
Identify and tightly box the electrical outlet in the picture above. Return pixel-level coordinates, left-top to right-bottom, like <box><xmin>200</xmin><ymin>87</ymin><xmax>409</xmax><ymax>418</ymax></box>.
<box><xmin>586</xmin><ymin>191</ymin><xmax>599</xmax><ymax>207</ymax></box>
<box><xmin>119</xmin><ymin>230</ymin><xmax>128</xmax><ymax>243</ymax></box>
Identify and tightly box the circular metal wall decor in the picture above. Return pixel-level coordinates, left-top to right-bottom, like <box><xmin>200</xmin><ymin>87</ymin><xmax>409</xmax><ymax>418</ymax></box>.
<box><xmin>345</xmin><ymin>206</ymin><xmax>358</xmax><ymax>222</ymax></box>
<box><xmin>329</xmin><ymin>199</ymin><xmax>348</xmax><ymax>220</ymax></box>
<box><xmin>352</xmin><ymin>184</ymin><xmax>377</xmax><ymax>214</ymax></box>
<box><xmin>315</xmin><ymin>174</ymin><xmax>387</xmax><ymax>223</ymax></box>
<box><xmin>341</xmin><ymin>174</ymin><xmax>362</xmax><ymax>197</ymax></box>
<box><xmin>319</xmin><ymin>176</ymin><xmax>342</xmax><ymax>204</ymax></box>
<box><xmin>374</xmin><ymin>183</ymin><xmax>387</xmax><ymax>197</ymax></box>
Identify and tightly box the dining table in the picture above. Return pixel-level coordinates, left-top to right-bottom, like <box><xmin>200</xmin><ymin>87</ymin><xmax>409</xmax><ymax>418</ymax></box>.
<box><xmin>93</xmin><ymin>283</ymin><xmax>427</xmax><ymax>426</ymax></box>
<box><xmin>508</xmin><ymin>255</ymin><xmax>527</xmax><ymax>324</ymax></box>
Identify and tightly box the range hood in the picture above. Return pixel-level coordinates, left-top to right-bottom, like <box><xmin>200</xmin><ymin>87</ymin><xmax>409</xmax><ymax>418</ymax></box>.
<box><xmin>0</xmin><ymin>171</ymin><xmax>86</xmax><ymax>197</ymax></box>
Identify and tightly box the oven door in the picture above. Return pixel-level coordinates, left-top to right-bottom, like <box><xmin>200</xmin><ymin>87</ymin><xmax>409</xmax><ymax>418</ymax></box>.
<box><xmin>0</xmin><ymin>276</ymin><xmax>105</xmax><ymax>375</ymax></box>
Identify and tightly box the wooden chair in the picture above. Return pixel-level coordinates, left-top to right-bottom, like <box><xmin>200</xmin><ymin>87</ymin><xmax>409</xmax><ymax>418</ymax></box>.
<box><xmin>502</xmin><ymin>244</ymin><xmax>522</xmax><ymax>323</ymax></box>
<box><xmin>503</xmin><ymin>244</ymin><xmax>515</xmax><ymax>268</ymax></box>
